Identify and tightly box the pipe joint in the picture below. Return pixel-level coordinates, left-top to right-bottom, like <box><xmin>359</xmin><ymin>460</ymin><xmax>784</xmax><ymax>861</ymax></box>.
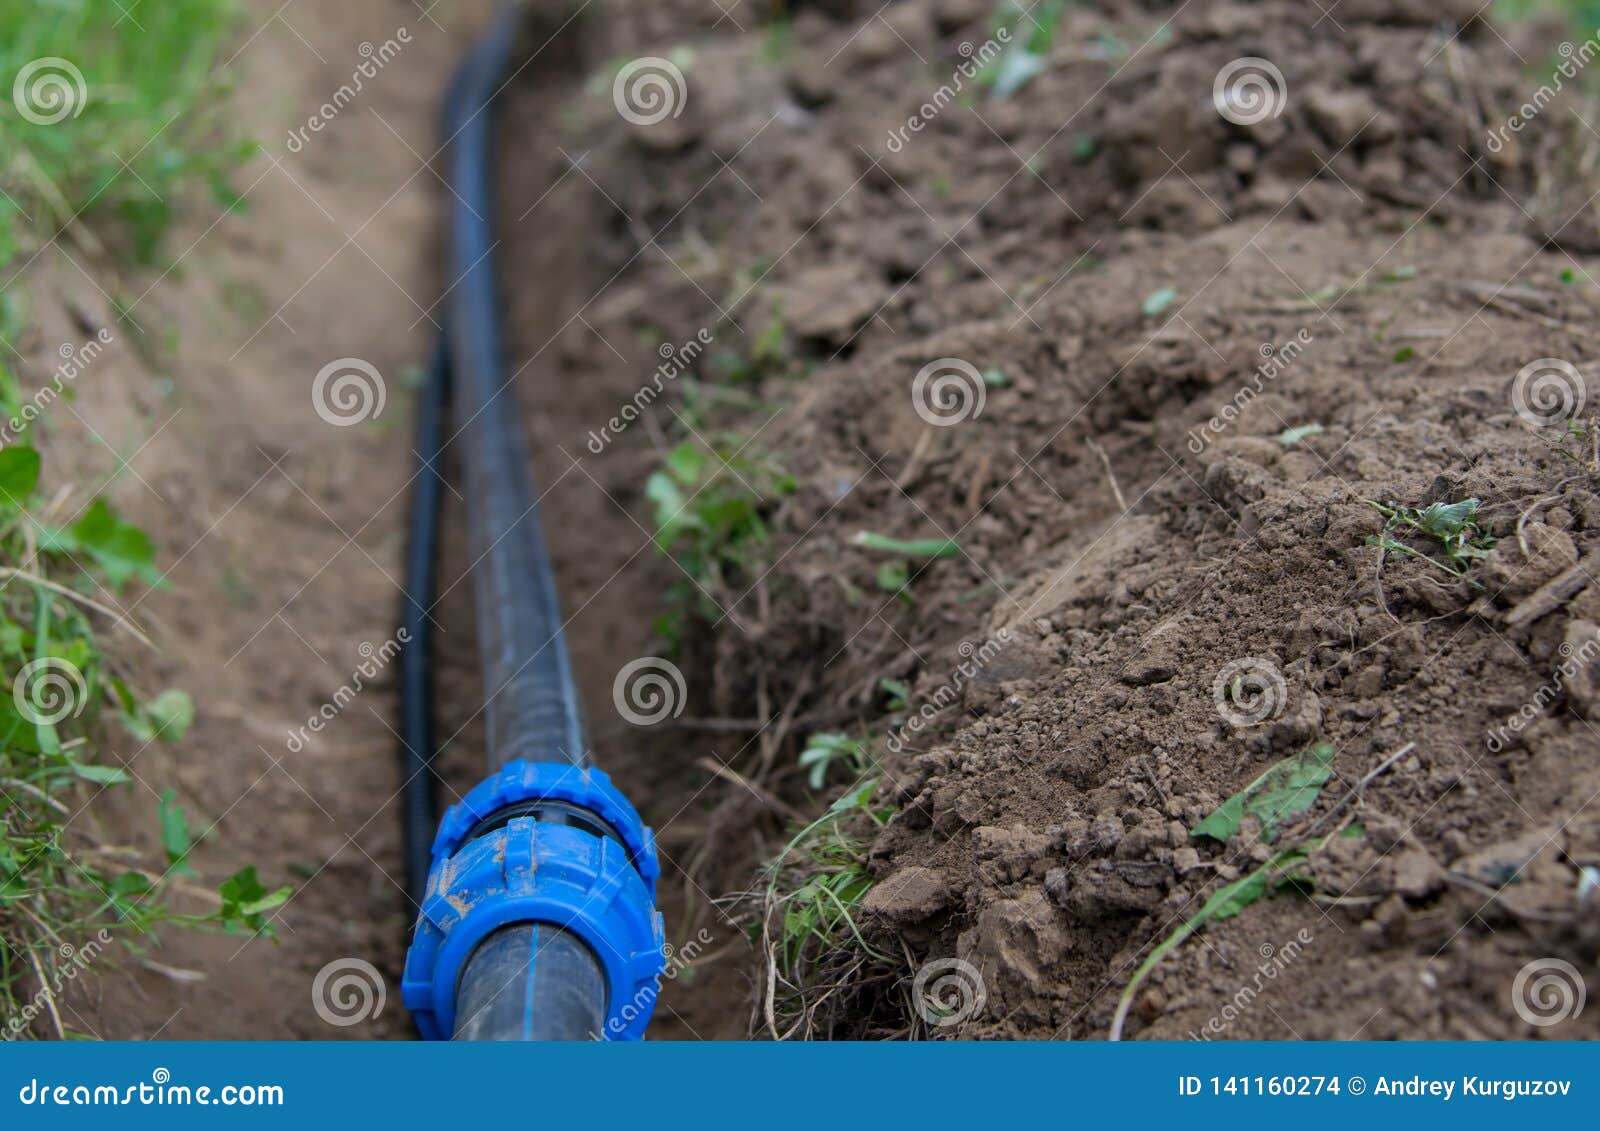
<box><xmin>401</xmin><ymin>760</ymin><xmax>666</xmax><ymax>1039</ymax></box>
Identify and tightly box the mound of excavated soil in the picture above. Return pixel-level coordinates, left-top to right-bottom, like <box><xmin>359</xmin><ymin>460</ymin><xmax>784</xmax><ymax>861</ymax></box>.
<box><xmin>513</xmin><ymin>0</ymin><xmax>1600</xmax><ymax>1039</ymax></box>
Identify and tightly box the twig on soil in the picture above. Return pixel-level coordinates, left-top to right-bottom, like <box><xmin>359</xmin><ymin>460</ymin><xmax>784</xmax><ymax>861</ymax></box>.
<box><xmin>964</xmin><ymin>451</ymin><xmax>993</xmax><ymax>514</ymax></box>
<box><xmin>24</xmin><ymin>946</ymin><xmax>64</xmax><ymax>1040</ymax></box>
<box><xmin>663</xmin><ymin>716</ymin><xmax>770</xmax><ymax>732</ymax></box>
<box><xmin>1305</xmin><ymin>741</ymin><xmax>1415</xmax><ymax>839</ymax></box>
<box><xmin>695</xmin><ymin>755</ymin><xmax>805</xmax><ymax>822</ymax></box>
<box><xmin>754</xmin><ymin>669</ymin><xmax>811</xmax><ymax>784</ymax></box>
<box><xmin>1440</xmin><ymin>871</ymin><xmax>1568</xmax><ymax>923</ymax></box>
<box><xmin>1086</xmin><ymin>437</ymin><xmax>1128</xmax><ymax>513</ymax></box>
<box><xmin>1452</xmin><ymin>281</ymin><xmax>1599</xmax><ymax>340</ymax></box>
<box><xmin>0</xmin><ymin>776</ymin><xmax>69</xmax><ymax>815</ymax></box>
<box><xmin>0</xmin><ymin>566</ymin><xmax>155</xmax><ymax>649</ymax></box>
<box><xmin>763</xmin><ymin>934</ymin><xmax>780</xmax><ymax>1041</ymax></box>
<box><xmin>1516</xmin><ymin>479</ymin><xmax>1585</xmax><ymax>558</ymax></box>
<box><xmin>896</xmin><ymin>428</ymin><xmax>937</xmax><ymax>492</ymax></box>
<box><xmin>1503</xmin><ymin>551</ymin><xmax>1600</xmax><ymax>628</ymax></box>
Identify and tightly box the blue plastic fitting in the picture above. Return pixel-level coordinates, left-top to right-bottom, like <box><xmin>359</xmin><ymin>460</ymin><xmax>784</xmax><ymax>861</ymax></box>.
<box><xmin>401</xmin><ymin>761</ymin><xmax>666</xmax><ymax>1040</ymax></box>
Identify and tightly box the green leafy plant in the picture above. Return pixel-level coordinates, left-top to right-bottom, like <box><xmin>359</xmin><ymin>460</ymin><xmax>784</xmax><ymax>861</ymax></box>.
<box><xmin>1365</xmin><ymin>497</ymin><xmax>1496</xmax><ymax>587</ymax></box>
<box><xmin>646</xmin><ymin>438</ymin><xmax>795</xmax><ymax>643</ymax></box>
<box><xmin>798</xmin><ymin>733</ymin><xmax>872</xmax><ymax>791</ymax></box>
<box><xmin>1192</xmin><ymin>743</ymin><xmax>1336</xmax><ymax>844</ymax></box>
<box><xmin>878</xmin><ymin>677</ymin><xmax>910</xmax><ymax>713</ymax></box>
<box><xmin>1110</xmin><ymin>843</ymin><xmax>1316</xmax><ymax>1039</ymax></box>
<box><xmin>874</xmin><ymin>560</ymin><xmax>911</xmax><ymax>597</ymax></box>
<box><xmin>710</xmin><ymin>312</ymin><xmax>792</xmax><ymax>384</ymax></box>
<box><xmin>978</xmin><ymin>0</ymin><xmax>1066</xmax><ymax>99</ymax></box>
<box><xmin>1110</xmin><ymin>748</ymin><xmax>1351</xmax><ymax>1038</ymax></box>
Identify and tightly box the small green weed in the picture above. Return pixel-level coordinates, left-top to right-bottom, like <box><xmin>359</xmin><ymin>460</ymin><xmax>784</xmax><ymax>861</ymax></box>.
<box><xmin>798</xmin><ymin>733</ymin><xmax>871</xmax><ymax>791</ymax></box>
<box><xmin>1110</xmin><ymin>842</ymin><xmax>1317</xmax><ymax>1039</ymax></box>
<box><xmin>761</xmin><ymin>13</ymin><xmax>793</xmax><ymax>64</ymax></box>
<box><xmin>1191</xmin><ymin>743</ymin><xmax>1335</xmax><ymax>844</ymax></box>
<box><xmin>1111</xmin><ymin>742</ymin><xmax>1353</xmax><ymax>1038</ymax></box>
<box><xmin>978</xmin><ymin>0</ymin><xmax>1066</xmax><ymax>99</ymax></box>
<box><xmin>709</xmin><ymin>312</ymin><xmax>792</xmax><ymax>384</ymax></box>
<box><xmin>1298</xmin><ymin>265</ymin><xmax>1417</xmax><ymax>307</ymax></box>
<box><xmin>646</xmin><ymin>437</ymin><xmax>795</xmax><ymax>644</ymax></box>
<box><xmin>1365</xmin><ymin>497</ymin><xmax>1496</xmax><ymax>588</ymax></box>
<box><xmin>1277</xmin><ymin>423</ymin><xmax>1324</xmax><ymax>447</ymax></box>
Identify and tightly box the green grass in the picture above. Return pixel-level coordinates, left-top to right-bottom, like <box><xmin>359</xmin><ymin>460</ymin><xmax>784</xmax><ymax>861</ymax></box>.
<box><xmin>0</xmin><ymin>2</ymin><xmax>283</xmax><ymax>1038</ymax></box>
<box><xmin>0</xmin><ymin>373</ymin><xmax>289</xmax><ymax>1037</ymax></box>
<box><xmin>0</xmin><ymin>0</ymin><xmax>249</xmax><ymax>269</ymax></box>
<box><xmin>758</xmin><ymin>778</ymin><xmax>901</xmax><ymax>1038</ymax></box>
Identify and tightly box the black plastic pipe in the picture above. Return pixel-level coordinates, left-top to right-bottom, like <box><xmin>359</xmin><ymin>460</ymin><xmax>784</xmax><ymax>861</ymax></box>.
<box><xmin>404</xmin><ymin>3</ymin><xmax>610</xmax><ymax>1041</ymax></box>
<box><xmin>443</xmin><ymin>5</ymin><xmax>589</xmax><ymax>774</ymax></box>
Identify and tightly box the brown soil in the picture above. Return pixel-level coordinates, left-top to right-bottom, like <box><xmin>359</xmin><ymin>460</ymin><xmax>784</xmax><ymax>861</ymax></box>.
<box><xmin>22</xmin><ymin>0</ymin><xmax>1600</xmax><ymax>1041</ymax></box>
<box><xmin>491</xmin><ymin>0</ymin><xmax>1600</xmax><ymax>1040</ymax></box>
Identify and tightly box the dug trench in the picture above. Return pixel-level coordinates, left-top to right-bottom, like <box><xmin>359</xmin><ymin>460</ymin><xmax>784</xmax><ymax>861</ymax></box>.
<box><xmin>45</xmin><ymin>0</ymin><xmax>1600</xmax><ymax>1041</ymax></box>
<box><xmin>477</xmin><ymin>0</ymin><xmax>1600</xmax><ymax>1040</ymax></box>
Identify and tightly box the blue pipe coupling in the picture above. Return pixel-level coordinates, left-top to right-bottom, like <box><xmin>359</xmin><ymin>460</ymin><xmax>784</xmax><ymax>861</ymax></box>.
<box><xmin>401</xmin><ymin>761</ymin><xmax>666</xmax><ymax>1039</ymax></box>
